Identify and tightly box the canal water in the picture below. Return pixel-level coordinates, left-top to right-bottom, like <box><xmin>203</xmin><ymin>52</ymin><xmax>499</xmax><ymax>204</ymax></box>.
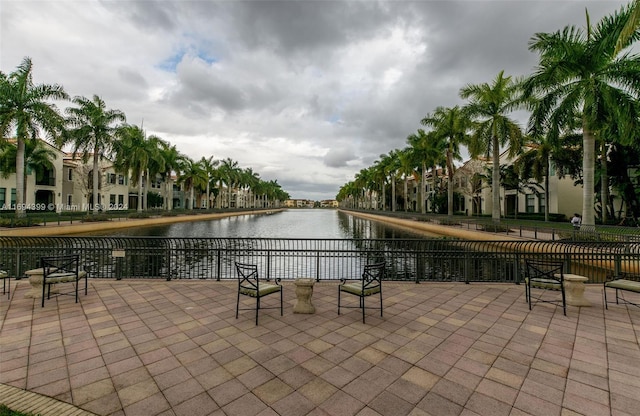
<box><xmin>83</xmin><ymin>209</ymin><xmax>440</xmax><ymax>239</ymax></box>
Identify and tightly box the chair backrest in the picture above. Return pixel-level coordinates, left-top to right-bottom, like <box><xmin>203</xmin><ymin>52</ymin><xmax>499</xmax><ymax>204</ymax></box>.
<box><xmin>362</xmin><ymin>262</ymin><xmax>385</xmax><ymax>289</ymax></box>
<box><xmin>235</xmin><ymin>262</ymin><xmax>259</xmax><ymax>290</ymax></box>
<box><xmin>525</xmin><ymin>260</ymin><xmax>564</xmax><ymax>282</ymax></box>
<box><xmin>42</xmin><ymin>255</ymin><xmax>79</xmax><ymax>277</ymax></box>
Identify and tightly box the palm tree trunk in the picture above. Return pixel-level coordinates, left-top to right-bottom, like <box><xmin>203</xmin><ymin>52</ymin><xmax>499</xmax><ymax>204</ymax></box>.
<box><xmin>404</xmin><ymin>178</ymin><xmax>408</xmax><ymax>212</ymax></box>
<box><xmin>492</xmin><ymin>136</ymin><xmax>501</xmax><ymax>223</ymax></box>
<box><xmin>601</xmin><ymin>143</ymin><xmax>609</xmax><ymax>224</ymax></box>
<box><xmin>92</xmin><ymin>152</ymin><xmax>100</xmax><ymax>214</ymax></box>
<box><xmin>544</xmin><ymin>172</ymin><xmax>550</xmax><ymax>222</ymax></box>
<box><xmin>432</xmin><ymin>165</ymin><xmax>437</xmax><ymax>213</ymax></box>
<box><xmin>137</xmin><ymin>171</ymin><xmax>143</xmax><ymax>212</ymax></box>
<box><xmin>421</xmin><ymin>162</ymin><xmax>426</xmax><ymax>214</ymax></box>
<box><xmin>15</xmin><ymin>139</ymin><xmax>26</xmax><ymax>218</ymax></box>
<box><xmin>582</xmin><ymin>124</ymin><xmax>596</xmax><ymax>228</ymax></box>
<box><xmin>206</xmin><ymin>180</ymin><xmax>210</xmax><ymax>210</ymax></box>
<box><xmin>447</xmin><ymin>150</ymin><xmax>454</xmax><ymax>218</ymax></box>
<box><xmin>391</xmin><ymin>177</ymin><xmax>396</xmax><ymax>212</ymax></box>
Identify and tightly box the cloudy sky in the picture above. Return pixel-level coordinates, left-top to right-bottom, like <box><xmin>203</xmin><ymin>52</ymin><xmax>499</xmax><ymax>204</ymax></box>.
<box><xmin>0</xmin><ymin>0</ymin><xmax>631</xmax><ymax>200</ymax></box>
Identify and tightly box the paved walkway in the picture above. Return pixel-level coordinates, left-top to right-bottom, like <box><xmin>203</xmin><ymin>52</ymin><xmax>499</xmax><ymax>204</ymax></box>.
<box><xmin>1</xmin><ymin>279</ymin><xmax>639</xmax><ymax>416</ymax></box>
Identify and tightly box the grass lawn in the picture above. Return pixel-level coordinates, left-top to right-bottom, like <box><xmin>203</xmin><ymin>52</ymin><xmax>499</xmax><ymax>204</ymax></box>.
<box><xmin>0</xmin><ymin>404</ymin><xmax>38</xmax><ymax>416</ymax></box>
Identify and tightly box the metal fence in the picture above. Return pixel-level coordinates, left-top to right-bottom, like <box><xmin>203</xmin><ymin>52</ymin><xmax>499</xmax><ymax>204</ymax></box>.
<box><xmin>1</xmin><ymin>237</ymin><xmax>638</xmax><ymax>284</ymax></box>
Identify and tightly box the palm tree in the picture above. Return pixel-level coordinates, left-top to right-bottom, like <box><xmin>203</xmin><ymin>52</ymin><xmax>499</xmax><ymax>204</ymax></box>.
<box><xmin>615</xmin><ymin>0</ymin><xmax>640</xmax><ymax>54</ymax></box>
<box><xmin>523</xmin><ymin>5</ymin><xmax>640</xmax><ymax>227</ymax></box>
<box><xmin>157</xmin><ymin>142</ymin><xmax>184</xmax><ymax>210</ymax></box>
<box><xmin>514</xmin><ymin>136</ymin><xmax>556</xmax><ymax>222</ymax></box>
<box><xmin>240</xmin><ymin>167</ymin><xmax>260</xmax><ymax>208</ymax></box>
<box><xmin>145</xmin><ymin>135</ymin><xmax>167</xmax><ymax>210</ymax></box>
<box><xmin>113</xmin><ymin>124</ymin><xmax>162</xmax><ymax>211</ymax></box>
<box><xmin>177</xmin><ymin>157</ymin><xmax>207</xmax><ymax>209</ymax></box>
<box><xmin>370</xmin><ymin>159</ymin><xmax>388</xmax><ymax>211</ymax></box>
<box><xmin>0</xmin><ymin>139</ymin><xmax>57</xmax><ymax>202</ymax></box>
<box><xmin>65</xmin><ymin>95</ymin><xmax>126</xmax><ymax>213</ymax></box>
<box><xmin>379</xmin><ymin>151</ymin><xmax>401</xmax><ymax>212</ymax></box>
<box><xmin>460</xmin><ymin>70</ymin><xmax>524</xmax><ymax>223</ymax></box>
<box><xmin>219</xmin><ymin>158</ymin><xmax>240</xmax><ymax>208</ymax></box>
<box><xmin>407</xmin><ymin>129</ymin><xmax>446</xmax><ymax>214</ymax></box>
<box><xmin>421</xmin><ymin>106</ymin><xmax>470</xmax><ymax>218</ymax></box>
<box><xmin>397</xmin><ymin>147</ymin><xmax>417</xmax><ymax>212</ymax></box>
<box><xmin>199</xmin><ymin>156</ymin><xmax>219</xmax><ymax>209</ymax></box>
<box><xmin>0</xmin><ymin>57</ymin><xmax>68</xmax><ymax>217</ymax></box>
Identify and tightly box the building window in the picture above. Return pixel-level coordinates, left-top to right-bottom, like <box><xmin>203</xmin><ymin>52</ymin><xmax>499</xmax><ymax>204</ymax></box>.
<box><xmin>118</xmin><ymin>194</ymin><xmax>124</xmax><ymax>206</ymax></box>
<box><xmin>526</xmin><ymin>194</ymin><xmax>535</xmax><ymax>213</ymax></box>
<box><xmin>118</xmin><ymin>174</ymin><xmax>124</xmax><ymax>185</ymax></box>
<box><xmin>67</xmin><ymin>168</ymin><xmax>73</xmax><ymax>181</ymax></box>
<box><xmin>0</xmin><ymin>188</ymin><xmax>5</xmax><ymax>208</ymax></box>
<box><xmin>110</xmin><ymin>194</ymin><xmax>116</xmax><ymax>205</ymax></box>
<box><xmin>538</xmin><ymin>193</ymin><xmax>546</xmax><ymax>213</ymax></box>
<box><xmin>107</xmin><ymin>173</ymin><xmax>116</xmax><ymax>184</ymax></box>
<box><xmin>67</xmin><ymin>195</ymin><xmax>72</xmax><ymax>206</ymax></box>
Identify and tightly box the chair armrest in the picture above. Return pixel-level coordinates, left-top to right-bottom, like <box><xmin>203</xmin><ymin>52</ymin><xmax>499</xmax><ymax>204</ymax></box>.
<box><xmin>606</xmin><ymin>273</ymin><xmax>640</xmax><ymax>282</ymax></box>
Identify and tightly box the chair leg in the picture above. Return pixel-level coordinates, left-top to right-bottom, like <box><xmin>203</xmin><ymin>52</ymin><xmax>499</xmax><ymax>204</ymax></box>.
<box><xmin>561</xmin><ymin>289</ymin><xmax>566</xmax><ymax>316</ymax></box>
<box><xmin>362</xmin><ymin>295</ymin><xmax>365</xmax><ymax>324</ymax></box>
<box><xmin>236</xmin><ymin>290</ymin><xmax>240</xmax><ymax>319</ymax></box>
<box><xmin>337</xmin><ymin>288</ymin><xmax>341</xmax><ymax>315</ymax></box>
<box><xmin>604</xmin><ymin>286</ymin><xmax>608</xmax><ymax>310</ymax></box>
<box><xmin>379</xmin><ymin>290</ymin><xmax>383</xmax><ymax>317</ymax></box>
<box><xmin>256</xmin><ymin>296</ymin><xmax>260</xmax><ymax>325</ymax></box>
<box><xmin>527</xmin><ymin>283</ymin><xmax>532</xmax><ymax>311</ymax></box>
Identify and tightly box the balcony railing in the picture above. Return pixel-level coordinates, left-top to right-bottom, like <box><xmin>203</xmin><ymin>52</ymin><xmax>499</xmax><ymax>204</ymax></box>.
<box><xmin>1</xmin><ymin>237</ymin><xmax>638</xmax><ymax>284</ymax></box>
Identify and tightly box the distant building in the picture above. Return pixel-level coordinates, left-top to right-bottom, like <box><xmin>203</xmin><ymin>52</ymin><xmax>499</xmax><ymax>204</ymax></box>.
<box><xmin>320</xmin><ymin>200</ymin><xmax>338</xmax><ymax>208</ymax></box>
<box><xmin>285</xmin><ymin>199</ymin><xmax>315</xmax><ymax>208</ymax></box>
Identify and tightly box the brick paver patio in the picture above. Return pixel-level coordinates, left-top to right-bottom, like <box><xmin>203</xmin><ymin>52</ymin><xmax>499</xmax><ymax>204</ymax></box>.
<box><xmin>1</xmin><ymin>279</ymin><xmax>639</xmax><ymax>416</ymax></box>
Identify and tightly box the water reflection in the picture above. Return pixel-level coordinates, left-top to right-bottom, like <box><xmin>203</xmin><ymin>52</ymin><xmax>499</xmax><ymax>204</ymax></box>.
<box><xmin>80</xmin><ymin>209</ymin><xmax>439</xmax><ymax>239</ymax></box>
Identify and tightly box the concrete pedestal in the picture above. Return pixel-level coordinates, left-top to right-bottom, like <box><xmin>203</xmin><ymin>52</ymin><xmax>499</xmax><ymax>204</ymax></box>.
<box><xmin>563</xmin><ymin>274</ymin><xmax>591</xmax><ymax>307</ymax></box>
<box><xmin>24</xmin><ymin>268</ymin><xmax>51</xmax><ymax>299</ymax></box>
<box><xmin>293</xmin><ymin>278</ymin><xmax>315</xmax><ymax>314</ymax></box>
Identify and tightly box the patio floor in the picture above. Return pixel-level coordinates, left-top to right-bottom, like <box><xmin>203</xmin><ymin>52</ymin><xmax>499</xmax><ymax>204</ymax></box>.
<box><xmin>1</xmin><ymin>279</ymin><xmax>639</xmax><ymax>416</ymax></box>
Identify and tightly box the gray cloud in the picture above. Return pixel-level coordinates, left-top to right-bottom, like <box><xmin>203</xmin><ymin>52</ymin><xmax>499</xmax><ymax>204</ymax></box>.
<box><xmin>2</xmin><ymin>0</ymin><xmax>629</xmax><ymax>200</ymax></box>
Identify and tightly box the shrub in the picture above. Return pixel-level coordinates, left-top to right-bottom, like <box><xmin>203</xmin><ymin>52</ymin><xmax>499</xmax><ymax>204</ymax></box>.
<box><xmin>81</xmin><ymin>214</ymin><xmax>111</xmax><ymax>223</ymax></box>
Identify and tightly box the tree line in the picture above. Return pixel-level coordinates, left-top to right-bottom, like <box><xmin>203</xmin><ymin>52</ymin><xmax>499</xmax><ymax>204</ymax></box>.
<box><xmin>0</xmin><ymin>62</ymin><xmax>290</xmax><ymax>217</ymax></box>
<box><xmin>337</xmin><ymin>1</ymin><xmax>640</xmax><ymax>227</ymax></box>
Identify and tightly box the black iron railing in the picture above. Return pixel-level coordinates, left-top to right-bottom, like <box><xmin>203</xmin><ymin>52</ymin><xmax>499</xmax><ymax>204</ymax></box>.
<box><xmin>0</xmin><ymin>237</ymin><xmax>638</xmax><ymax>284</ymax></box>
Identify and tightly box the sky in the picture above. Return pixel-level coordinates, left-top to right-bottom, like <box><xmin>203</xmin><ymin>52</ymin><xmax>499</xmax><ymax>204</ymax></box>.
<box><xmin>0</xmin><ymin>0</ymin><xmax>632</xmax><ymax>201</ymax></box>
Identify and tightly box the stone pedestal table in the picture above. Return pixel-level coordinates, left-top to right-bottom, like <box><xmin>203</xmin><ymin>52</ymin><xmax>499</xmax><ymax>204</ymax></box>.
<box><xmin>293</xmin><ymin>278</ymin><xmax>315</xmax><ymax>314</ymax></box>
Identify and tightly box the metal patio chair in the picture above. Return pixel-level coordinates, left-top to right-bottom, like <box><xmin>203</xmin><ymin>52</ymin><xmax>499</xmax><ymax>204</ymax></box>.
<box><xmin>525</xmin><ymin>259</ymin><xmax>566</xmax><ymax>316</ymax></box>
<box><xmin>41</xmin><ymin>255</ymin><xmax>87</xmax><ymax>307</ymax></box>
<box><xmin>235</xmin><ymin>261</ymin><xmax>283</xmax><ymax>325</ymax></box>
<box><xmin>338</xmin><ymin>261</ymin><xmax>385</xmax><ymax>323</ymax></box>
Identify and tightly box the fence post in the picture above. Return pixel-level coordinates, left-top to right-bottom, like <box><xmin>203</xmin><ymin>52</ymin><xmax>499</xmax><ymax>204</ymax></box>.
<box><xmin>266</xmin><ymin>251</ymin><xmax>271</xmax><ymax>281</ymax></box>
<box><xmin>464</xmin><ymin>252</ymin><xmax>471</xmax><ymax>284</ymax></box>
<box><xmin>216</xmin><ymin>249</ymin><xmax>221</xmax><ymax>281</ymax></box>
